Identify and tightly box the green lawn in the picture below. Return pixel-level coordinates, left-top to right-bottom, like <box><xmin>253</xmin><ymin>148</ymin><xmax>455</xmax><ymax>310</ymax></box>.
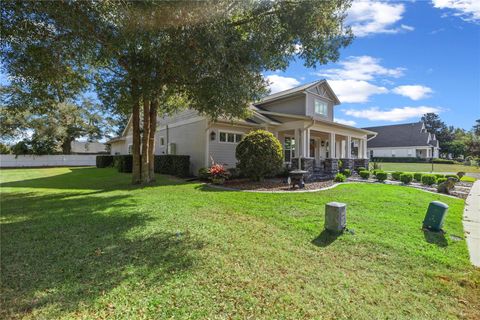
<box><xmin>373</xmin><ymin>162</ymin><xmax>480</xmax><ymax>174</ymax></box>
<box><xmin>1</xmin><ymin>167</ymin><xmax>479</xmax><ymax>319</ymax></box>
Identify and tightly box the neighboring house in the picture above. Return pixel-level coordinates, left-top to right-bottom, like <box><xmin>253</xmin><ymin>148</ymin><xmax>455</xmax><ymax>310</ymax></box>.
<box><xmin>71</xmin><ymin>141</ymin><xmax>108</xmax><ymax>155</ymax></box>
<box><xmin>363</xmin><ymin>122</ymin><xmax>440</xmax><ymax>159</ymax></box>
<box><xmin>109</xmin><ymin>80</ymin><xmax>373</xmax><ymax>177</ymax></box>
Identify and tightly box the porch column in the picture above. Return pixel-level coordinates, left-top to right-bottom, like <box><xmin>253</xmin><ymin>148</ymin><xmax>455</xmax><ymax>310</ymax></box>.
<box><xmin>363</xmin><ymin>138</ymin><xmax>368</xmax><ymax>158</ymax></box>
<box><xmin>346</xmin><ymin>136</ymin><xmax>352</xmax><ymax>159</ymax></box>
<box><xmin>305</xmin><ymin>128</ymin><xmax>311</xmax><ymax>157</ymax></box>
<box><xmin>294</xmin><ymin>128</ymin><xmax>301</xmax><ymax>157</ymax></box>
<box><xmin>329</xmin><ymin>132</ymin><xmax>336</xmax><ymax>158</ymax></box>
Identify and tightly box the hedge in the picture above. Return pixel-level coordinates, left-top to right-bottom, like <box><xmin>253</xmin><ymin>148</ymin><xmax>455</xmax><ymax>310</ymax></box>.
<box><xmin>154</xmin><ymin>155</ymin><xmax>190</xmax><ymax>177</ymax></box>
<box><xmin>434</xmin><ymin>173</ymin><xmax>445</xmax><ymax>179</ymax></box>
<box><xmin>114</xmin><ymin>155</ymin><xmax>133</xmax><ymax>173</ymax></box>
<box><xmin>421</xmin><ymin>174</ymin><xmax>437</xmax><ymax>186</ymax></box>
<box><xmin>334</xmin><ymin>173</ymin><xmax>346</xmax><ymax>182</ymax></box>
<box><xmin>342</xmin><ymin>168</ymin><xmax>352</xmax><ymax>177</ymax></box>
<box><xmin>413</xmin><ymin>172</ymin><xmax>423</xmax><ymax>182</ymax></box>
<box><xmin>400</xmin><ymin>173</ymin><xmax>413</xmax><ymax>184</ymax></box>
<box><xmin>375</xmin><ymin>171</ymin><xmax>388</xmax><ymax>182</ymax></box>
<box><xmin>436</xmin><ymin>177</ymin><xmax>448</xmax><ymax>184</ymax></box>
<box><xmin>432</xmin><ymin>158</ymin><xmax>455</xmax><ymax>164</ymax></box>
<box><xmin>371</xmin><ymin>157</ymin><xmax>455</xmax><ymax>164</ymax></box>
<box><xmin>359</xmin><ymin>170</ymin><xmax>370</xmax><ymax>179</ymax></box>
<box><xmin>445</xmin><ymin>174</ymin><xmax>459</xmax><ymax>180</ymax></box>
<box><xmin>96</xmin><ymin>155</ymin><xmax>113</xmax><ymax>168</ymax></box>
<box><xmin>391</xmin><ymin>171</ymin><xmax>403</xmax><ymax>180</ymax></box>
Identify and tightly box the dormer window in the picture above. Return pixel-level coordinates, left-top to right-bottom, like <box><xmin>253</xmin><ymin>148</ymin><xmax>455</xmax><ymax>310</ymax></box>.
<box><xmin>314</xmin><ymin>99</ymin><xmax>328</xmax><ymax>117</ymax></box>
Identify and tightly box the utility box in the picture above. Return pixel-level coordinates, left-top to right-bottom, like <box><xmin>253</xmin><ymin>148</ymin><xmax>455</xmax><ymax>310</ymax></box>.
<box><xmin>325</xmin><ymin>202</ymin><xmax>346</xmax><ymax>232</ymax></box>
<box><xmin>423</xmin><ymin>201</ymin><xmax>449</xmax><ymax>232</ymax></box>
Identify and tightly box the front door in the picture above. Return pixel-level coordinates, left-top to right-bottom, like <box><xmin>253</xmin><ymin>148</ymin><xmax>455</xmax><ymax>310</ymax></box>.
<box><xmin>310</xmin><ymin>139</ymin><xmax>315</xmax><ymax>159</ymax></box>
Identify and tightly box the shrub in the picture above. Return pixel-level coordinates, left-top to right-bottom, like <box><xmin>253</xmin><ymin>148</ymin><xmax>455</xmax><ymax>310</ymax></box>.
<box><xmin>400</xmin><ymin>173</ymin><xmax>413</xmax><ymax>184</ymax></box>
<box><xmin>413</xmin><ymin>172</ymin><xmax>423</xmax><ymax>182</ymax></box>
<box><xmin>391</xmin><ymin>171</ymin><xmax>403</xmax><ymax>180</ymax></box>
<box><xmin>375</xmin><ymin>171</ymin><xmax>388</xmax><ymax>182</ymax></box>
<box><xmin>236</xmin><ymin>130</ymin><xmax>283</xmax><ymax>181</ymax></box>
<box><xmin>227</xmin><ymin>168</ymin><xmax>242</xmax><ymax>179</ymax></box>
<box><xmin>371</xmin><ymin>157</ymin><xmax>428</xmax><ymax>163</ymax></box>
<box><xmin>434</xmin><ymin>173</ymin><xmax>445</xmax><ymax>179</ymax></box>
<box><xmin>436</xmin><ymin>177</ymin><xmax>448</xmax><ymax>184</ymax></box>
<box><xmin>198</xmin><ymin>167</ymin><xmax>210</xmax><ymax>180</ymax></box>
<box><xmin>432</xmin><ymin>158</ymin><xmax>455</xmax><ymax>164</ymax></box>
<box><xmin>421</xmin><ymin>174</ymin><xmax>437</xmax><ymax>186</ymax></box>
<box><xmin>445</xmin><ymin>174</ymin><xmax>459</xmax><ymax>180</ymax></box>
<box><xmin>371</xmin><ymin>162</ymin><xmax>382</xmax><ymax>170</ymax></box>
<box><xmin>154</xmin><ymin>155</ymin><xmax>190</xmax><ymax>177</ymax></box>
<box><xmin>96</xmin><ymin>155</ymin><xmax>113</xmax><ymax>168</ymax></box>
<box><xmin>338</xmin><ymin>159</ymin><xmax>343</xmax><ymax>171</ymax></box>
<box><xmin>342</xmin><ymin>168</ymin><xmax>352</xmax><ymax>177</ymax></box>
<box><xmin>356</xmin><ymin>167</ymin><xmax>366</xmax><ymax>172</ymax></box>
<box><xmin>359</xmin><ymin>170</ymin><xmax>370</xmax><ymax>179</ymax></box>
<box><xmin>457</xmin><ymin>171</ymin><xmax>466</xmax><ymax>179</ymax></box>
<box><xmin>334</xmin><ymin>173</ymin><xmax>346</xmax><ymax>182</ymax></box>
<box><xmin>114</xmin><ymin>155</ymin><xmax>133</xmax><ymax>173</ymax></box>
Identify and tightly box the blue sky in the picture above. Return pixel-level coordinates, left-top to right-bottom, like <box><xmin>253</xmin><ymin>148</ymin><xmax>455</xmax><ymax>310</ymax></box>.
<box><xmin>264</xmin><ymin>0</ymin><xmax>480</xmax><ymax>130</ymax></box>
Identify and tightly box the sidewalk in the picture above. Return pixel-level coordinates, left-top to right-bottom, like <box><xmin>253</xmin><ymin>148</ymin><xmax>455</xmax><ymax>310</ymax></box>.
<box><xmin>463</xmin><ymin>180</ymin><xmax>480</xmax><ymax>267</ymax></box>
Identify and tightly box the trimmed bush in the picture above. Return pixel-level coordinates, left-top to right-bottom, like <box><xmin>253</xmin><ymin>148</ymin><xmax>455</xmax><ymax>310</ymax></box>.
<box><xmin>375</xmin><ymin>171</ymin><xmax>388</xmax><ymax>182</ymax></box>
<box><xmin>421</xmin><ymin>174</ymin><xmax>437</xmax><ymax>186</ymax></box>
<box><xmin>400</xmin><ymin>173</ymin><xmax>413</xmax><ymax>184</ymax></box>
<box><xmin>432</xmin><ymin>158</ymin><xmax>455</xmax><ymax>164</ymax></box>
<box><xmin>434</xmin><ymin>173</ymin><xmax>445</xmax><ymax>179</ymax></box>
<box><xmin>372</xmin><ymin>157</ymin><xmax>428</xmax><ymax>163</ymax></box>
<box><xmin>227</xmin><ymin>168</ymin><xmax>242</xmax><ymax>179</ymax></box>
<box><xmin>154</xmin><ymin>155</ymin><xmax>190</xmax><ymax>177</ymax></box>
<box><xmin>198</xmin><ymin>167</ymin><xmax>210</xmax><ymax>180</ymax></box>
<box><xmin>359</xmin><ymin>170</ymin><xmax>370</xmax><ymax>179</ymax></box>
<box><xmin>342</xmin><ymin>168</ymin><xmax>352</xmax><ymax>177</ymax></box>
<box><xmin>114</xmin><ymin>155</ymin><xmax>133</xmax><ymax>173</ymax></box>
<box><xmin>96</xmin><ymin>155</ymin><xmax>113</xmax><ymax>168</ymax></box>
<box><xmin>391</xmin><ymin>171</ymin><xmax>403</xmax><ymax>181</ymax></box>
<box><xmin>236</xmin><ymin>130</ymin><xmax>283</xmax><ymax>181</ymax></box>
<box><xmin>413</xmin><ymin>172</ymin><xmax>423</xmax><ymax>182</ymax></box>
<box><xmin>445</xmin><ymin>174</ymin><xmax>459</xmax><ymax>180</ymax></box>
<box><xmin>356</xmin><ymin>167</ymin><xmax>366</xmax><ymax>172</ymax></box>
<box><xmin>334</xmin><ymin>173</ymin><xmax>346</xmax><ymax>182</ymax></box>
<box><xmin>436</xmin><ymin>177</ymin><xmax>448</xmax><ymax>184</ymax></box>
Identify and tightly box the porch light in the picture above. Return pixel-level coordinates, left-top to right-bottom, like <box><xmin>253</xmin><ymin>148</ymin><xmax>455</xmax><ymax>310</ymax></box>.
<box><xmin>210</xmin><ymin>131</ymin><xmax>216</xmax><ymax>141</ymax></box>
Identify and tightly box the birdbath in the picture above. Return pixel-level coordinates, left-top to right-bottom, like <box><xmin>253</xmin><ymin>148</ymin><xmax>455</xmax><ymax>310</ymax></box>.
<box><xmin>288</xmin><ymin>170</ymin><xmax>308</xmax><ymax>189</ymax></box>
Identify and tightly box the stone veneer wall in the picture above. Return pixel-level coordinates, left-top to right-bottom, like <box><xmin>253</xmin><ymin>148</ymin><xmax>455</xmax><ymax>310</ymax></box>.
<box><xmin>324</xmin><ymin>158</ymin><xmax>339</xmax><ymax>175</ymax></box>
<box><xmin>291</xmin><ymin>158</ymin><xmax>315</xmax><ymax>179</ymax></box>
<box><xmin>354</xmin><ymin>159</ymin><xmax>369</xmax><ymax>170</ymax></box>
<box><xmin>340</xmin><ymin>159</ymin><xmax>354</xmax><ymax>171</ymax></box>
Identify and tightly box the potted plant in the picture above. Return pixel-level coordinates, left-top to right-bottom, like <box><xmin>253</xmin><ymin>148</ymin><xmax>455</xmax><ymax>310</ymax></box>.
<box><xmin>209</xmin><ymin>163</ymin><xmax>228</xmax><ymax>185</ymax></box>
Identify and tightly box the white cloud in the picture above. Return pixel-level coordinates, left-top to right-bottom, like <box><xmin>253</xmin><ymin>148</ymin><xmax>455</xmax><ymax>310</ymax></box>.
<box><xmin>334</xmin><ymin>118</ymin><xmax>357</xmax><ymax>126</ymax></box>
<box><xmin>318</xmin><ymin>56</ymin><xmax>405</xmax><ymax>81</ymax></box>
<box><xmin>347</xmin><ymin>0</ymin><xmax>412</xmax><ymax>37</ymax></box>
<box><xmin>432</xmin><ymin>0</ymin><xmax>480</xmax><ymax>23</ymax></box>
<box><xmin>265</xmin><ymin>75</ymin><xmax>300</xmax><ymax>94</ymax></box>
<box><xmin>401</xmin><ymin>24</ymin><xmax>415</xmax><ymax>31</ymax></box>
<box><xmin>393</xmin><ymin>85</ymin><xmax>433</xmax><ymax>100</ymax></box>
<box><xmin>343</xmin><ymin>106</ymin><xmax>442</xmax><ymax>122</ymax></box>
<box><xmin>328</xmin><ymin>80</ymin><xmax>388</xmax><ymax>103</ymax></box>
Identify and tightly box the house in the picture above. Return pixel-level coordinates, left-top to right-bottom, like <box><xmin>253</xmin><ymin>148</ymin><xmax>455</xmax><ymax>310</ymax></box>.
<box><xmin>108</xmin><ymin>80</ymin><xmax>374</xmax><ymax>178</ymax></box>
<box><xmin>70</xmin><ymin>141</ymin><xmax>108</xmax><ymax>154</ymax></box>
<box><xmin>363</xmin><ymin>122</ymin><xmax>440</xmax><ymax>159</ymax></box>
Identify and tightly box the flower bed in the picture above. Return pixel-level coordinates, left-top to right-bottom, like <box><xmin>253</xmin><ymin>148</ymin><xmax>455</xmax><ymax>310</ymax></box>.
<box><xmin>221</xmin><ymin>178</ymin><xmax>335</xmax><ymax>192</ymax></box>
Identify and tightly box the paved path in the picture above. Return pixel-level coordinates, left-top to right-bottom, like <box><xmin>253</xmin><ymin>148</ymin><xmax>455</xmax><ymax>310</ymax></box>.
<box><xmin>463</xmin><ymin>180</ymin><xmax>480</xmax><ymax>267</ymax></box>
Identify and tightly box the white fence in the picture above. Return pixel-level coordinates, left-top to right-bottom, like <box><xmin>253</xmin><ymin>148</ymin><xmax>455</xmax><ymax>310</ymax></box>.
<box><xmin>0</xmin><ymin>155</ymin><xmax>97</xmax><ymax>168</ymax></box>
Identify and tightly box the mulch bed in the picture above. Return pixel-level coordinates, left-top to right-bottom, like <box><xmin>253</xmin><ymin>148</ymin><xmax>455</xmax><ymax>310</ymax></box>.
<box><xmin>222</xmin><ymin>178</ymin><xmax>335</xmax><ymax>191</ymax></box>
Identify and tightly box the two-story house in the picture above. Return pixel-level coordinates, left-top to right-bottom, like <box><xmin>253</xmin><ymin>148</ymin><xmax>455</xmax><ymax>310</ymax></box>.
<box><xmin>109</xmin><ymin>80</ymin><xmax>375</xmax><ymax>177</ymax></box>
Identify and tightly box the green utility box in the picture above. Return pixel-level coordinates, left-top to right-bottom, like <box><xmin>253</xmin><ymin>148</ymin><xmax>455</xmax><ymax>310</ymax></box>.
<box><xmin>423</xmin><ymin>201</ymin><xmax>449</xmax><ymax>231</ymax></box>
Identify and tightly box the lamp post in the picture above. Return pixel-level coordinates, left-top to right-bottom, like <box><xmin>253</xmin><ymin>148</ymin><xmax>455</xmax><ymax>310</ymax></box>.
<box><xmin>431</xmin><ymin>146</ymin><xmax>434</xmax><ymax>173</ymax></box>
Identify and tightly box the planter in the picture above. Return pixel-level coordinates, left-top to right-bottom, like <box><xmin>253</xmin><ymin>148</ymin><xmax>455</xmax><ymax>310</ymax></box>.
<box><xmin>211</xmin><ymin>177</ymin><xmax>226</xmax><ymax>185</ymax></box>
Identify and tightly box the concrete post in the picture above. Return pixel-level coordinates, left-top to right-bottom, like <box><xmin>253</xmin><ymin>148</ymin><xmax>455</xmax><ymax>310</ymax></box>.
<box><xmin>325</xmin><ymin>202</ymin><xmax>347</xmax><ymax>232</ymax></box>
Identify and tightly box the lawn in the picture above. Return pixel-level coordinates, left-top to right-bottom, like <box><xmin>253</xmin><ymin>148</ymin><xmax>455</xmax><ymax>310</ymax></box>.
<box><xmin>373</xmin><ymin>162</ymin><xmax>480</xmax><ymax>174</ymax></box>
<box><xmin>1</xmin><ymin>167</ymin><xmax>479</xmax><ymax>319</ymax></box>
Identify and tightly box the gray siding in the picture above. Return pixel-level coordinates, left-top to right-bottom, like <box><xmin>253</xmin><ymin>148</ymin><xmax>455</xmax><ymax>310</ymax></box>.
<box><xmin>259</xmin><ymin>95</ymin><xmax>305</xmax><ymax>116</ymax></box>
<box><xmin>305</xmin><ymin>92</ymin><xmax>334</xmax><ymax>121</ymax></box>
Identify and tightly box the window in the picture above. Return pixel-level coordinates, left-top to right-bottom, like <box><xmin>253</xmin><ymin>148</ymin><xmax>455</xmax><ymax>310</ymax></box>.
<box><xmin>314</xmin><ymin>99</ymin><xmax>328</xmax><ymax>116</ymax></box>
<box><xmin>284</xmin><ymin>137</ymin><xmax>296</xmax><ymax>162</ymax></box>
<box><xmin>219</xmin><ymin>131</ymin><xmax>243</xmax><ymax>143</ymax></box>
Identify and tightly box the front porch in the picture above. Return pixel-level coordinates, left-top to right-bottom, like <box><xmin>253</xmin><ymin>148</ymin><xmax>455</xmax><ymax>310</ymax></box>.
<box><xmin>273</xmin><ymin>122</ymin><xmax>370</xmax><ymax>180</ymax></box>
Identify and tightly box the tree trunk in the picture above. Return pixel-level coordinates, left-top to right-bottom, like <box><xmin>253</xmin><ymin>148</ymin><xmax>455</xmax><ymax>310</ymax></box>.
<box><xmin>61</xmin><ymin>138</ymin><xmax>73</xmax><ymax>154</ymax></box>
<box><xmin>141</xmin><ymin>98</ymin><xmax>151</xmax><ymax>183</ymax></box>
<box><xmin>148</xmin><ymin>99</ymin><xmax>158</xmax><ymax>182</ymax></box>
<box><xmin>132</xmin><ymin>96</ymin><xmax>141</xmax><ymax>184</ymax></box>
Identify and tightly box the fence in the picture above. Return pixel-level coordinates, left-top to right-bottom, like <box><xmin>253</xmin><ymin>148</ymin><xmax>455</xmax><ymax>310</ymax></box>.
<box><xmin>0</xmin><ymin>155</ymin><xmax>97</xmax><ymax>168</ymax></box>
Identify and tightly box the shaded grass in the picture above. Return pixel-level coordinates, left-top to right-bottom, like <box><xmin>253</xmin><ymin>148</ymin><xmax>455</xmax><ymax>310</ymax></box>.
<box><xmin>1</xmin><ymin>167</ymin><xmax>479</xmax><ymax>319</ymax></box>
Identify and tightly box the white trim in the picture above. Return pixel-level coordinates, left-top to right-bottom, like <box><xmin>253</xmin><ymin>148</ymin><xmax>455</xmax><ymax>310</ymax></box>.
<box><xmin>218</xmin><ymin>130</ymin><xmax>244</xmax><ymax>144</ymax></box>
<box><xmin>161</xmin><ymin>116</ymin><xmax>205</xmax><ymax>129</ymax></box>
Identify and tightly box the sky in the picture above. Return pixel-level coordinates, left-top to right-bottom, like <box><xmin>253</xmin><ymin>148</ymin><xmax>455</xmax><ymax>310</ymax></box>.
<box><xmin>264</xmin><ymin>0</ymin><xmax>480</xmax><ymax>130</ymax></box>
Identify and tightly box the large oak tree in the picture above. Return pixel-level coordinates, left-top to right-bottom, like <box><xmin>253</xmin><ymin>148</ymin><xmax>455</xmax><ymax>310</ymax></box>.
<box><xmin>1</xmin><ymin>0</ymin><xmax>353</xmax><ymax>184</ymax></box>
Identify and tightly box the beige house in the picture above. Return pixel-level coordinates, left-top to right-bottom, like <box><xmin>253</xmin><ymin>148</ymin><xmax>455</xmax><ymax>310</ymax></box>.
<box><xmin>109</xmin><ymin>80</ymin><xmax>374</xmax><ymax>178</ymax></box>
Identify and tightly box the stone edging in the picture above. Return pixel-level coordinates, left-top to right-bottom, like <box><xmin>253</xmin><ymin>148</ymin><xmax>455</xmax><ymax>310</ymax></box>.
<box><xmin>463</xmin><ymin>180</ymin><xmax>480</xmax><ymax>267</ymax></box>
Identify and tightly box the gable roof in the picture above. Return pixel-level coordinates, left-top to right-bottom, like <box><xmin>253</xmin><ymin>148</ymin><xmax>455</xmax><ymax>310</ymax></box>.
<box><xmin>363</xmin><ymin>122</ymin><xmax>436</xmax><ymax>148</ymax></box>
<box><xmin>256</xmin><ymin>79</ymin><xmax>341</xmax><ymax>105</ymax></box>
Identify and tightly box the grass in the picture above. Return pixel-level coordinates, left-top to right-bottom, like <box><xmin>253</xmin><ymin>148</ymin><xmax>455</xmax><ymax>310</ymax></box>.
<box><xmin>372</xmin><ymin>162</ymin><xmax>480</xmax><ymax>174</ymax></box>
<box><xmin>1</xmin><ymin>167</ymin><xmax>479</xmax><ymax>319</ymax></box>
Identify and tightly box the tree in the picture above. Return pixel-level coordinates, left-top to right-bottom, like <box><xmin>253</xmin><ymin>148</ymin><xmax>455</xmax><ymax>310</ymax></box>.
<box><xmin>422</xmin><ymin>113</ymin><xmax>454</xmax><ymax>154</ymax></box>
<box><xmin>473</xmin><ymin>119</ymin><xmax>480</xmax><ymax>136</ymax></box>
<box><xmin>236</xmin><ymin>130</ymin><xmax>284</xmax><ymax>181</ymax></box>
<box><xmin>2</xmin><ymin>0</ymin><xmax>353</xmax><ymax>184</ymax></box>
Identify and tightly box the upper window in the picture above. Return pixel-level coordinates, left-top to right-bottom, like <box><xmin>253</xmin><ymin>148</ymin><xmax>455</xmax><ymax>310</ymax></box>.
<box><xmin>314</xmin><ymin>99</ymin><xmax>328</xmax><ymax>116</ymax></box>
<box><xmin>219</xmin><ymin>131</ymin><xmax>243</xmax><ymax>143</ymax></box>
